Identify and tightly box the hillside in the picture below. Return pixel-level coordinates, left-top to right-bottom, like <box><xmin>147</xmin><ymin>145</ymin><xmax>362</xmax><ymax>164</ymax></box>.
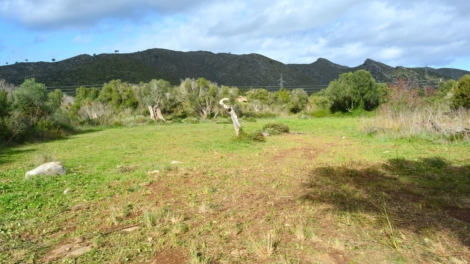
<box><xmin>0</xmin><ymin>48</ymin><xmax>468</xmax><ymax>90</ymax></box>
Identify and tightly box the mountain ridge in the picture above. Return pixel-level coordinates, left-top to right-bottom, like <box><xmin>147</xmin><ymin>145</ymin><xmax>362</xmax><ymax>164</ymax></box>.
<box><xmin>0</xmin><ymin>48</ymin><xmax>468</xmax><ymax>91</ymax></box>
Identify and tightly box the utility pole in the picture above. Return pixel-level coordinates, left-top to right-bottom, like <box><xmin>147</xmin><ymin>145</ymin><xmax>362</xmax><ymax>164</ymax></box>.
<box><xmin>279</xmin><ymin>73</ymin><xmax>285</xmax><ymax>89</ymax></box>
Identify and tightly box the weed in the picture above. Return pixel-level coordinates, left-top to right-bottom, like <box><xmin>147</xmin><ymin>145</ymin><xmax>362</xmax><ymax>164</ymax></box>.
<box><xmin>380</xmin><ymin>202</ymin><xmax>402</xmax><ymax>250</ymax></box>
<box><xmin>189</xmin><ymin>242</ymin><xmax>211</xmax><ymax>264</ymax></box>
<box><xmin>252</xmin><ymin>230</ymin><xmax>279</xmax><ymax>259</ymax></box>
<box><xmin>143</xmin><ymin>210</ymin><xmax>157</xmax><ymax>227</ymax></box>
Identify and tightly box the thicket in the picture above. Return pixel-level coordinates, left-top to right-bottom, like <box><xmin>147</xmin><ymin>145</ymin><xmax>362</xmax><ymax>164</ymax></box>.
<box><xmin>364</xmin><ymin>75</ymin><xmax>470</xmax><ymax>141</ymax></box>
<box><xmin>0</xmin><ymin>79</ymin><xmax>73</xmax><ymax>145</ymax></box>
<box><xmin>2</xmin><ymin>72</ymin><xmax>469</xmax><ymax>145</ymax></box>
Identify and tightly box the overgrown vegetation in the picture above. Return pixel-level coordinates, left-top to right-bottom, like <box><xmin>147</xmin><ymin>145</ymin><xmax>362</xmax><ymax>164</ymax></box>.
<box><xmin>1</xmin><ymin>72</ymin><xmax>470</xmax><ymax>146</ymax></box>
<box><xmin>0</xmin><ymin>79</ymin><xmax>73</xmax><ymax>144</ymax></box>
<box><xmin>364</xmin><ymin>77</ymin><xmax>470</xmax><ymax>141</ymax></box>
<box><xmin>1</xmin><ymin>70</ymin><xmax>470</xmax><ymax>262</ymax></box>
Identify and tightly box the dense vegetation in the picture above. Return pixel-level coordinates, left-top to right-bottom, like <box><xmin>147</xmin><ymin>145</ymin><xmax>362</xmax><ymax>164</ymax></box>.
<box><xmin>1</xmin><ymin>70</ymin><xmax>470</xmax><ymax>146</ymax></box>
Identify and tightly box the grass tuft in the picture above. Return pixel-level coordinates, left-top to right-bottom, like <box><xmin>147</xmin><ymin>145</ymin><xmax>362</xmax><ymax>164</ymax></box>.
<box><xmin>262</xmin><ymin>122</ymin><xmax>290</xmax><ymax>135</ymax></box>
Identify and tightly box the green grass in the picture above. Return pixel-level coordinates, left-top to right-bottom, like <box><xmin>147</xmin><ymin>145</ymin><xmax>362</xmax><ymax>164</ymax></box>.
<box><xmin>1</xmin><ymin>116</ymin><xmax>469</xmax><ymax>263</ymax></box>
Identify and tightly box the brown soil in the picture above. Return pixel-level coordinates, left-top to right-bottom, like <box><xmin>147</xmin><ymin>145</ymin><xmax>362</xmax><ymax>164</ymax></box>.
<box><xmin>151</xmin><ymin>248</ymin><xmax>189</xmax><ymax>264</ymax></box>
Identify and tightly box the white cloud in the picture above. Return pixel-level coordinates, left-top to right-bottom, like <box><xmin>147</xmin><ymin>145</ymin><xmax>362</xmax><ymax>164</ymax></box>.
<box><xmin>0</xmin><ymin>0</ymin><xmax>469</xmax><ymax>70</ymax></box>
<box><xmin>0</xmin><ymin>0</ymin><xmax>217</xmax><ymax>29</ymax></box>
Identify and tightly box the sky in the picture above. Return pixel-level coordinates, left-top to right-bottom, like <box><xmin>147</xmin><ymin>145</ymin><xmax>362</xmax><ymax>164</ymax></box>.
<box><xmin>0</xmin><ymin>0</ymin><xmax>469</xmax><ymax>71</ymax></box>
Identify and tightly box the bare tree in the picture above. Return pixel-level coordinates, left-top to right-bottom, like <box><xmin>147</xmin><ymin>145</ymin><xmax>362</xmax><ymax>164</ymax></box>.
<box><xmin>219</xmin><ymin>98</ymin><xmax>241</xmax><ymax>136</ymax></box>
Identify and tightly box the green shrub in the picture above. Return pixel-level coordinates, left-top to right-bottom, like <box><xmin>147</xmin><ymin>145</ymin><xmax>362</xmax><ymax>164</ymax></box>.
<box><xmin>250</xmin><ymin>130</ymin><xmax>266</xmax><ymax>141</ymax></box>
<box><xmin>262</xmin><ymin>123</ymin><xmax>290</xmax><ymax>135</ymax></box>
<box><xmin>233</xmin><ymin>128</ymin><xmax>265</xmax><ymax>142</ymax></box>
<box><xmin>450</xmin><ymin>74</ymin><xmax>470</xmax><ymax>109</ymax></box>
<box><xmin>0</xmin><ymin>89</ymin><xmax>9</xmax><ymax>118</ymax></box>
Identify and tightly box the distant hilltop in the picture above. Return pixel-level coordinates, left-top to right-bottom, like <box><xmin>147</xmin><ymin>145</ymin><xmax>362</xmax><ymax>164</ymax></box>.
<box><xmin>0</xmin><ymin>48</ymin><xmax>468</xmax><ymax>91</ymax></box>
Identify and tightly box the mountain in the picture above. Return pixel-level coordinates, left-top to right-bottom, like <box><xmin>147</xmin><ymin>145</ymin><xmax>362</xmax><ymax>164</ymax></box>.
<box><xmin>0</xmin><ymin>48</ymin><xmax>468</xmax><ymax>92</ymax></box>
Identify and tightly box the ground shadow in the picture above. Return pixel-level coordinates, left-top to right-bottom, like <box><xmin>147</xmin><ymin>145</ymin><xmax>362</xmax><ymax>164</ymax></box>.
<box><xmin>0</xmin><ymin>148</ymin><xmax>36</xmax><ymax>166</ymax></box>
<box><xmin>0</xmin><ymin>128</ymin><xmax>101</xmax><ymax>166</ymax></box>
<box><xmin>300</xmin><ymin>157</ymin><xmax>470</xmax><ymax>247</ymax></box>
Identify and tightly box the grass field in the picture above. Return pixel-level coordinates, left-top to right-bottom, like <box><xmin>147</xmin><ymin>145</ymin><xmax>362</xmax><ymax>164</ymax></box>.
<box><xmin>1</xmin><ymin>116</ymin><xmax>469</xmax><ymax>263</ymax></box>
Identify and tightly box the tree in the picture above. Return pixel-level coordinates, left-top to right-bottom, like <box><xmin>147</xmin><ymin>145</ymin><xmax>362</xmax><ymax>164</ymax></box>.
<box><xmin>177</xmin><ymin>78</ymin><xmax>220</xmax><ymax>119</ymax></box>
<box><xmin>287</xmin><ymin>88</ymin><xmax>308</xmax><ymax>113</ymax></box>
<box><xmin>325</xmin><ymin>70</ymin><xmax>385</xmax><ymax>112</ymax></box>
<box><xmin>47</xmin><ymin>89</ymin><xmax>63</xmax><ymax>113</ymax></box>
<box><xmin>12</xmin><ymin>78</ymin><xmax>49</xmax><ymax>119</ymax></box>
<box><xmin>246</xmin><ymin>88</ymin><xmax>269</xmax><ymax>104</ymax></box>
<box><xmin>138</xmin><ymin>79</ymin><xmax>175</xmax><ymax>121</ymax></box>
<box><xmin>449</xmin><ymin>74</ymin><xmax>470</xmax><ymax>109</ymax></box>
<box><xmin>274</xmin><ymin>88</ymin><xmax>290</xmax><ymax>105</ymax></box>
<box><xmin>0</xmin><ymin>81</ymin><xmax>11</xmax><ymax>118</ymax></box>
<box><xmin>98</xmin><ymin>80</ymin><xmax>138</xmax><ymax>109</ymax></box>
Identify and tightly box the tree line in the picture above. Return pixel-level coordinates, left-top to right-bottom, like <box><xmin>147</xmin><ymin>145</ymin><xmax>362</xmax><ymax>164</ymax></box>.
<box><xmin>1</xmin><ymin>70</ymin><xmax>469</xmax><ymax>145</ymax></box>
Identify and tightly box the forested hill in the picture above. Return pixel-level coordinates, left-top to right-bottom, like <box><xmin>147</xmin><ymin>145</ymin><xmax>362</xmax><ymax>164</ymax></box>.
<box><xmin>0</xmin><ymin>48</ymin><xmax>468</xmax><ymax>89</ymax></box>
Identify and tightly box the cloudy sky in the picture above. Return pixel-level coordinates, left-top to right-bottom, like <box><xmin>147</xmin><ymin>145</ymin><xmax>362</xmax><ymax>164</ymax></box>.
<box><xmin>0</xmin><ymin>0</ymin><xmax>469</xmax><ymax>71</ymax></box>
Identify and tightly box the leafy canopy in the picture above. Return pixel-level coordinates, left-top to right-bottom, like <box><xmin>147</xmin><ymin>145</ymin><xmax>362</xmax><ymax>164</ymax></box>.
<box><xmin>325</xmin><ymin>70</ymin><xmax>386</xmax><ymax>112</ymax></box>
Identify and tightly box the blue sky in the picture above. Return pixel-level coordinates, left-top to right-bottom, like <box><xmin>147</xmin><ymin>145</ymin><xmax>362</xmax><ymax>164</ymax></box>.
<box><xmin>1</xmin><ymin>0</ymin><xmax>469</xmax><ymax>71</ymax></box>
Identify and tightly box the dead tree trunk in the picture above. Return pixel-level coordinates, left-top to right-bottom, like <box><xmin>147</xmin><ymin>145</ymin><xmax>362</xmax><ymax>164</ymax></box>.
<box><xmin>148</xmin><ymin>103</ymin><xmax>166</xmax><ymax>121</ymax></box>
<box><xmin>219</xmin><ymin>98</ymin><xmax>241</xmax><ymax>136</ymax></box>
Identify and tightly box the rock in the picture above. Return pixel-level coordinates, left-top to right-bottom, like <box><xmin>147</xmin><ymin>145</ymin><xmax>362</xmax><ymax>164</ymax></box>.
<box><xmin>25</xmin><ymin>161</ymin><xmax>66</xmax><ymax>179</ymax></box>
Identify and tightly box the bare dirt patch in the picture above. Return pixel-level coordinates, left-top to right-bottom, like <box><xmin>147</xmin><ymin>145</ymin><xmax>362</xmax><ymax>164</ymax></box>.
<box><xmin>45</xmin><ymin>237</ymin><xmax>92</xmax><ymax>262</ymax></box>
<box><xmin>151</xmin><ymin>248</ymin><xmax>189</xmax><ymax>264</ymax></box>
<box><xmin>446</xmin><ymin>208</ymin><xmax>470</xmax><ymax>223</ymax></box>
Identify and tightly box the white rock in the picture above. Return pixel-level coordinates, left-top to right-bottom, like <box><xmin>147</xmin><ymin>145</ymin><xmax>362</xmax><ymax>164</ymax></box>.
<box><xmin>25</xmin><ymin>161</ymin><xmax>66</xmax><ymax>179</ymax></box>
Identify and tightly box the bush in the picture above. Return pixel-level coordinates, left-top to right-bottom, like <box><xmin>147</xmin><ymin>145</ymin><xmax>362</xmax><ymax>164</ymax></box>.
<box><xmin>0</xmin><ymin>89</ymin><xmax>9</xmax><ymax>118</ymax></box>
<box><xmin>12</xmin><ymin>79</ymin><xmax>49</xmax><ymax>118</ymax></box>
<box><xmin>4</xmin><ymin>110</ymin><xmax>33</xmax><ymax>142</ymax></box>
<box><xmin>233</xmin><ymin>128</ymin><xmax>265</xmax><ymax>142</ymax></box>
<box><xmin>306</xmin><ymin>109</ymin><xmax>330</xmax><ymax>118</ymax></box>
<box><xmin>325</xmin><ymin>70</ymin><xmax>386</xmax><ymax>112</ymax></box>
<box><xmin>262</xmin><ymin>123</ymin><xmax>290</xmax><ymax>135</ymax></box>
<box><xmin>450</xmin><ymin>75</ymin><xmax>470</xmax><ymax>109</ymax></box>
